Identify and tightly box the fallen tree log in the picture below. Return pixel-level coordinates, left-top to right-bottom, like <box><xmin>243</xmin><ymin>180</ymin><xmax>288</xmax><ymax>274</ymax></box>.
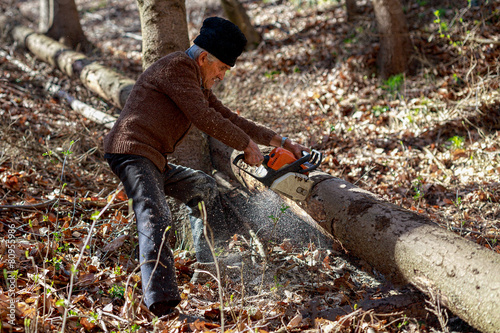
<box><xmin>209</xmin><ymin>138</ymin><xmax>500</xmax><ymax>333</ymax></box>
<box><xmin>0</xmin><ymin>49</ymin><xmax>118</xmax><ymax>129</ymax></box>
<box><xmin>5</xmin><ymin>22</ymin><xmax>134</xmax><ymax>109</ymax></box>
<box><xmin>303</xmin><ymin>174</ymin><xmax>500</xmax><ymax>333</ymax></box>
<box><xmin>47</xmin><ymin>85</ymin><xmax>117</xmax><ymax>129</ymax></box>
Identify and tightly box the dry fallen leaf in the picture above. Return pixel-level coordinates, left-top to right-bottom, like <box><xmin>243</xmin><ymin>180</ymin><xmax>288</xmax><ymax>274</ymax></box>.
<box><xmin>280</xmin><ymin>239</ymin><xmax>294</xmax><ymax>253</ymax></box>
<box><xmin>103</xmin><ymin>303</ymin><xmax>113</xmax><ymax>312</ymax></box>
<box><xmin>103</xmin><ymin>234</ymin><xmax>128</xmax><ymax>252</ymax></box>
<box><xmin>80</xmin><ymin>317</ymin><xmax>97</xmax><ymax>331</ymax></box>
<box><xmin>287</xmin><ymin>313</ymin><xmax>303</xmax><ymax>328</ymax></box>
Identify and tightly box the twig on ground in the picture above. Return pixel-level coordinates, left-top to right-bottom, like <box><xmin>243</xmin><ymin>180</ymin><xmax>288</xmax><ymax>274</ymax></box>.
<box><xmin>425</xmin><ymin>289</ymin><xmax>450</xmax><ymax>333</ymax></box>
<box><xmin>199</xmin><ymin>201</ymin><xmax>225</xmax><ymax>333</ymax></box>
<box><xmin>423</xmin><ymin>147</ymin><xmax>453</xmax><ymax>178</ymax></box>
<box><xmin>96</xmin><ymin>309</ymin><xmax>109</xmax><ymax>333</ymax></box>
<box><xmin>0</xmin><ymin>199</ymin><xmax>57</xmax><ymax>210</ymax></box>
<box><xmin>97</xmin><ymin>309</ymin><xmax>129</xmax><ymax>323</ymax></box>
<box><xmin>248</xmin><ymin>228</ymin><xmax>267</xmax><ymax>261</ymax></box>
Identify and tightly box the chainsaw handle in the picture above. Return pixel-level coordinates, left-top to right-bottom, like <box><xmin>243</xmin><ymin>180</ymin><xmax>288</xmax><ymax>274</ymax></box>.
<box><xmin>232</xmin><ymin>154</ymin><xmax>269</xmax><ymax>168</ymax></box>
<box><xmin>233</xmin><ymin>153</ymin><xmax>278</xmax><ymax>187</ymax></box>
<box><xmin>232</xmin><ymin>153</ymin><xmax>245</xmax><ymax>167</ymax></box>
<box><xmin>298</xmin><ymin>150</ymin><xmax>323</xmax><ymax>173</ymax></box>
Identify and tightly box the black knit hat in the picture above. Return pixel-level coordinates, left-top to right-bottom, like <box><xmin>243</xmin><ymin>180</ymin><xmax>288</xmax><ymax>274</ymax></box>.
<box><xmin>193</xmin><ymin>17</ymin><xmax>247</xmax><ymax>67</ymax></box>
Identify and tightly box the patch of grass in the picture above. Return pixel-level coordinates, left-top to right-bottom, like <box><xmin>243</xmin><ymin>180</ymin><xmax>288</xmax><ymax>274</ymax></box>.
<box><xmin>382</xmin><ymin>73</ymin><xmax>404</xmax><ymax>93</ymax></box>
<box><xmin>85</xmin><ymin>0</ymin><xmax>107</xmax><ymax>13</ymax></box>
<box><xmin>448</xmin><ymin>135</ymin><xmax>465</xmax><ymax>150</ymax></box>
<box><xmin>372</xmin><ymin>105</ymin><xmax>389</xmax><ymax>117</ymax></box>
<box><xmin>264</xmin><ymin>70</ymin><xmax>281</xmax><ymax>80</ymax></box>
<box><xmin>412</xmin><ymin>176</ymin><xmax>424</xmax><ymax>201</ymax></box>
<box><xmin>108</xmin><ymin>284</ymin><xmax>125</xmax><ymax>299</ymax></box>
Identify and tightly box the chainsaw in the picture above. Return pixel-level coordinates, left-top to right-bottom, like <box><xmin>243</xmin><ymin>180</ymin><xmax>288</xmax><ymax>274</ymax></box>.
<box><xmin>233</xmin><ymin>147</ymin><xmax>323</xmax><ymax>201</ymax></box>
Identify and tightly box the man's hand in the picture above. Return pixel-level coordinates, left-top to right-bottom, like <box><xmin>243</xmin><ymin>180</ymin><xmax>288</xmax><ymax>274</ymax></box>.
<box><xmin>284</xmin><ymin>140</ymin><xmax>309</xmax><ymax>159</ymax></box>
<box><xmin>243</xmin><ymin>140</ymin><xmax>264</xmax><ymax>166</ymax></box>
<box><xmin>270</xmin><ymin>135</ymin><xmax>309</xmax><ymax>159</ymax></box>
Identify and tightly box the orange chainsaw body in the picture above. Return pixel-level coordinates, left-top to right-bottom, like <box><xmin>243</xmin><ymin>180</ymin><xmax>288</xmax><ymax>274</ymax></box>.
<box><xmin>267</xmin><ymin>148</ymin><xmax>308</xmax><ymax>172</ymax></box>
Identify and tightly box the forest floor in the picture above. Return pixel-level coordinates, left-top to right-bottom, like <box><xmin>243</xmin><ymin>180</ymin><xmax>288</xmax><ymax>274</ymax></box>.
<box><xmin>1</xmin><ymin>0</ymin><xmax>499</xmax><ymax>332</ymax></box>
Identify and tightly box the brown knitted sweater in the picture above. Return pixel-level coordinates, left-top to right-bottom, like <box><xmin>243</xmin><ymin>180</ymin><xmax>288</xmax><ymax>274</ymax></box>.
<box><xmin>104</xmin><ymin>51</ymin><xmax>276</xmax><ymax>171</ymax></box>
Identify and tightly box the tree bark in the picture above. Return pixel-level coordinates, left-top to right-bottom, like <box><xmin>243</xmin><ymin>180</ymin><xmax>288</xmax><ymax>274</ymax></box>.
<box><xmin>220</xmin><ymin>0</ymin><xmax>261</xmax><ymax>50</ymax></box>
<box><xmin>166</xmin><ymin>128</ymin><xmax>213</xmax><ymax>173</ymax></box>
<box><xmin>372</xmin><ymin>0</ymin><xmax>411</xmax><ymax>79</ymax></box>
<box><xmin>136</xmin><ymin>0</ymin><xmax>190</xmax><ymax>70</ymax></box>
<box><xmin>46</xmin><ymin>85</ymin><xmax>117</xmax><ymax>129</ymax></box>
<box><xmin>211</xmin><ymin>141</ymin><xmax>500</xmax><ymax>333</ymax></box>
<box><xmin>39</xmin><ymin>0</ymin><xmax>91</xmax><ymax>52</ymax></box>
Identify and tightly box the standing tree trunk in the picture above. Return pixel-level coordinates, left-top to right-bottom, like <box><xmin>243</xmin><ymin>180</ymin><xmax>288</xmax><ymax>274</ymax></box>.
<box><xmin>346</xmin><ymin>0</ymin><xmax>359</xmax><ymax>21</ymax></box>
<box><xmin>39</xmin><ymin>0</ymin><xmax>91</xmax><ymax>52</ymax></box>
<box><xmin>136</xmin><ymin>0</ymin><xmax>190</xmax><ymax>70</ymax></box>
<box><xmin>220</xmin><ymin>0</ymin><xmax>261</xmax><ymax>50</ymax></box>
<box><xmin>372</xmin><ymin>0</ymin><xmax>411</xmax><ymax>79</ymax></box>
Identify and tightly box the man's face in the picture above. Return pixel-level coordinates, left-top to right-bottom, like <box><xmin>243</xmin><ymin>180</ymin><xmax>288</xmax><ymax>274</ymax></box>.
<box><xmin>198</xmin><ymin>52</ymin><xmax>231</xmax><ymax>90</ymax></box>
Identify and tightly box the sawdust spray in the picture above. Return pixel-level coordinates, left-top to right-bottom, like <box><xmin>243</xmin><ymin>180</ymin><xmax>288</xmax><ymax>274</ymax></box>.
<box><xmin>240</xmin><ymin>190</ymin><xmax>331</xmax><ymax>248</ymax></box>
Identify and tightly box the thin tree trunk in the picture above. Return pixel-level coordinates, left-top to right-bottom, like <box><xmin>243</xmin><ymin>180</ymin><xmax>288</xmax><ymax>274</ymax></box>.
<box><xmin>372</xmin><ymin>0</ymin><xmax>411</xmax><ymax>79</ymax></box>
<box><xmin>345</xmin><ymin>0</ymin><xmax>359</xmax><ymax>21</ymax></box>
<box><xmin>136</xmin><ymin>0</ymin><xmax>190</xmax><ymax>70</ymax></box>
<box><xmin>220</xmin><ymin>0</ymin><xmax>261</xmax><ymax>49</ymax></box>
<box><xmin>39</xmin><ymin>0</ymin><xmax>91</xmax><ymax>52</ymax></box>
<box><xmin>210</xmin><ymin>139</ymin><xmax>500</xmax><ymax>333</ymax></box>
<box><xmin>166</xmin><ymin>128</ymin><xmax>213</xmax><ymax>173</ymax></box>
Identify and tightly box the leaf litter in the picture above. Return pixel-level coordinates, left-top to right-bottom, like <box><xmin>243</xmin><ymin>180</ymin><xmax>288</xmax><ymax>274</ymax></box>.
<box><xmin>1</xmin><ymin>0</ymin><xmax>499</xmax><ymax>332</ymax></box>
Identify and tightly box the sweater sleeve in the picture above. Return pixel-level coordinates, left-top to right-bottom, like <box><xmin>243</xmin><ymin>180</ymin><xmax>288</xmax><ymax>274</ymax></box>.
<box><xmin>154</xmin><ymin>55</ymin><xmax>252</xmax><ymax>152</ymax></box>
<box><xmin>205</xmin><ymin>90</ymin><xmax>276</xmax><ymax>146</ymax></box>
